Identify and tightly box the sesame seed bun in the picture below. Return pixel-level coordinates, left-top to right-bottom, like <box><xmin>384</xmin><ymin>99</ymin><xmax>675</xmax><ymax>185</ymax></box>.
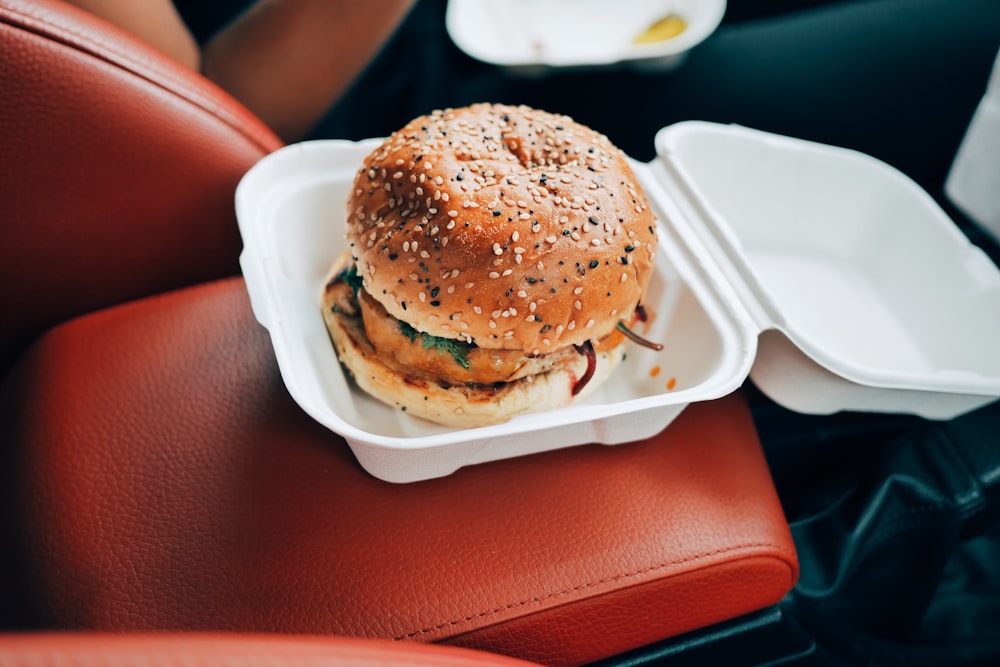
<box><xmin>324</xmin><ymin>103</ymin><xmax>659</xmax><ymax>428</ymax></box>
<box><xmin>346</xmin><ymin>103</ymin><xmax>658</xmax><ymax>354</ymax></box>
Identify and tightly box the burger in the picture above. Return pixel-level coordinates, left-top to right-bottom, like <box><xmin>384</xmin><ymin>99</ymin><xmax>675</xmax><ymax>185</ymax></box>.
<box><xmin>321</xmin><ymin>103</ymin><xmax>660</xmax><ymax>427</ymax></box>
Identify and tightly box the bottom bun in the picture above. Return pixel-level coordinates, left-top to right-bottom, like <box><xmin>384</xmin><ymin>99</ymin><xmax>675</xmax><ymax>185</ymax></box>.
<box><xmin>322</xmin><ymin>297</ymin><xmax>625</xmax><ymax>428</ymax></box>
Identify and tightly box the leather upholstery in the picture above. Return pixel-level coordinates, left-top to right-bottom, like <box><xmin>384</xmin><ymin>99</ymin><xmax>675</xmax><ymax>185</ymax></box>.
<box><xmin>0</xmin><ymin>634</ymin><xmax>539</xmax><ymax>667</ymax></box>
<box><xmin>0</xmin><ymin>0</ymin><xmax>282</xmax><ymax>366</ymax></box>
<box><xmin>2</xmin><ymin>277</ymin><xmax>797</xmax><ymax>667</ymax></box>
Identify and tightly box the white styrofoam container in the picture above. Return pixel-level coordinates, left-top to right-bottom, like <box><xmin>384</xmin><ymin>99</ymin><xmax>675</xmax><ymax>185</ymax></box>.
<box><xmin>236</xmin><ymin>121</ymin><xmax>1000</xmax><ymax>483</ymax></box>
<box><xmin>445</xmin><ymin>0</ymin><xmax>726</xmax><ymax>74</ymax></box>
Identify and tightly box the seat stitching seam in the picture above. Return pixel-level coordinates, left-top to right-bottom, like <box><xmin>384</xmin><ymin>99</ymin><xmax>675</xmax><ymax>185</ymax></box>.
<box><xmin>0</xmin><ymin>8</ymin><xmax>279</xmax><ymax>152</ymax></box>
<box><xmin>395</xmin><ymin>541</ymin><xmax>796</xmax><ymax>640</ymax></box>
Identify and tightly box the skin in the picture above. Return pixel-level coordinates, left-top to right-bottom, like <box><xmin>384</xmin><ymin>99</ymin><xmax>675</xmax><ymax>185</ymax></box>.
<box><xmin>63</xmin><ymin>0</ymin><xmax>416</xmax><ymax>142</ymax></box>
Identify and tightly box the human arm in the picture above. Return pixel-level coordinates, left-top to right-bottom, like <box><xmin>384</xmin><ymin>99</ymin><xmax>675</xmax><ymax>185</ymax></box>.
<box><xmin>200</xmin><ymin>0</ymin><xmax>416</xmax><ymax>142</ymax></box>
<box><xmin>61</xmin><ymin>0</ymin><xmax>416</xmax><ymax>142</ymax></box>
<box><xmin>61</xmin><ymin>0</ymin><xmax>200</xmax><ymax>70</ymax></box>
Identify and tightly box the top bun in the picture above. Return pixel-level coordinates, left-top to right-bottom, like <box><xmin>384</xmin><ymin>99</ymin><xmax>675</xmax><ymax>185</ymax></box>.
<box><xmin>346</xmin><ymin>103</ymin><xmax>658</xmax><ymax>353</ymax></box>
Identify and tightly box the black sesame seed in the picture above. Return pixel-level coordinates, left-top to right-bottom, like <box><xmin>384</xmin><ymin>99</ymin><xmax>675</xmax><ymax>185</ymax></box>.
<box><xmin>388</xmin><ymin>253</ymin><xmax>398</xmax><ymax>261</ymax></box>
<box><xmin>430</xmin><ymin>286</ymin><xmax>440</xmax><ymax>298</ymax></box>
<box><xmin>430</xmin><ymin>301</ymin><xmax>440</xmax><ymax>307</ymax></box>
<box><xmin>625</xmin><ymin>245</ymin><xmax>634</xmax><ymax>252</ymax></box>
<box><xmin>589</xmin><ymin>260</ymin><xmax>599</xmax><ymax>269</ymax></box>
<box><xmin>401</xmin><ymin>301</ymin><xmax>407</xmax><ymax>310</ymax></box>
<box><xmin>589</xmin><ymin>217</ymin><xmax>600</xmax><ymax>225</ymax></box>
<box><xmin>493</xmin><ymin>210</ymin><xmax>502</xmax><ymax>216</ymax></box>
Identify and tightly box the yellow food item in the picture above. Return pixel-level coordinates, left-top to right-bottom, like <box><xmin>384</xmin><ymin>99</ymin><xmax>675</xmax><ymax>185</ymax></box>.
<box><xmin>634</xmin><ymin>14</ymin><xmax>687</xmax><ymax>44</ymax></box>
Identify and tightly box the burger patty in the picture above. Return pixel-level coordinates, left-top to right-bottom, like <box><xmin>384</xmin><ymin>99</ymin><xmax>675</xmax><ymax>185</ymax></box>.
<box><xmin>326</xmin><ymin>277</ymin><xmax>583</xmax><ymax>386</ymax></box>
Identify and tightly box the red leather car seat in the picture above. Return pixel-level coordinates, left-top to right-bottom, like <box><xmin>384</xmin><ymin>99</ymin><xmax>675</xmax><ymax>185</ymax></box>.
<box><xmin>0</xmin><ymin>634</ymin><xmax>539</xmax><ymax>667</ymax></box>
<box><xmin>0</xmin><ymin>1</ymin><xmax>798</xmax><ymax>665</ymax></box>
<box><xmin>0</xmin><ymin>0</ymin><xmax>282</xmax><ymax>369</ymax></box>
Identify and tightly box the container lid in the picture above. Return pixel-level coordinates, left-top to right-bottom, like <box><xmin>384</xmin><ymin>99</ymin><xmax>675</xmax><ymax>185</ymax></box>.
<box><xmin>649</xmin><ymin>121</ymin><xmax>1000</xmax><ymax>418</ymax></box>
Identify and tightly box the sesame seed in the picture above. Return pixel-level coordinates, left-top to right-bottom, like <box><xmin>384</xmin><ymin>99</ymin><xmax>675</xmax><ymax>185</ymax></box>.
<box><xmin>489</xmin><ymin>271</ymin><xmax>500</xmax><ymax>279</ymax></box>
<box><xmin>501</xmin><ymin>269</ymin><xmax>513</xmax><ymax>277</ymax></box>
